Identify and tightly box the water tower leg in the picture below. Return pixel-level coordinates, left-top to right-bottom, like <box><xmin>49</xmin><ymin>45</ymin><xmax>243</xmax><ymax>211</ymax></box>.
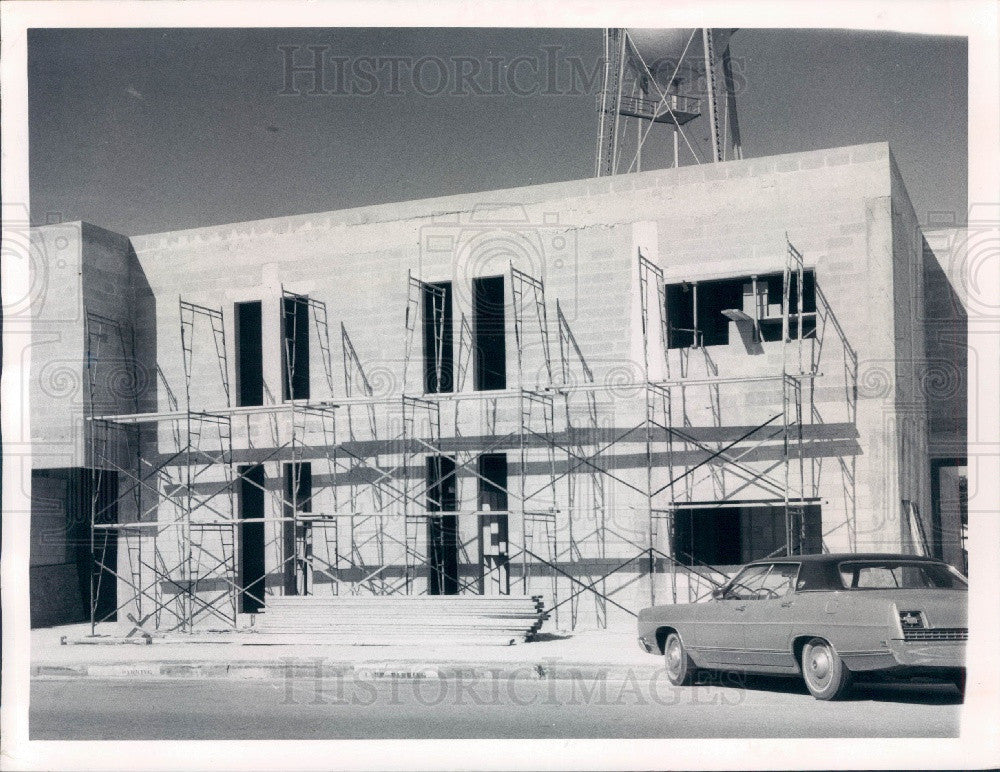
<box><xmin>637</xmin><ymin>118</ymin><xmax>642</xmax><ymax>172</ymax></box>
<box><xmin>722</xmin><ymin>45</ymin><xmax>743</xmax><ymax>160</ymax></box>
<box><xmin>702</xmin><ymin>28</ymin><xmax>722</xmax><ymax>163</ymax></box>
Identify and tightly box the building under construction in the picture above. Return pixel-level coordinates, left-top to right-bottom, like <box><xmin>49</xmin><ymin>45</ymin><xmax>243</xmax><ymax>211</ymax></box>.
<box><xmin>27</xmin><ymin>136</ymin><xmax>968</xmax><ymax>633</ymax></box>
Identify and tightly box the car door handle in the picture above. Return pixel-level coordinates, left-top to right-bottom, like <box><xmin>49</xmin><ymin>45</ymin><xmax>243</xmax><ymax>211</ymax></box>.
<box><xmin>780</xmin><ymin>601</ymin><xmax>794</xmax><ymax>608</ymax></box>
<box><xmin>734</xmin><ymin>605</ymin><xmax>747</xmax><ymax>611</ymax></box>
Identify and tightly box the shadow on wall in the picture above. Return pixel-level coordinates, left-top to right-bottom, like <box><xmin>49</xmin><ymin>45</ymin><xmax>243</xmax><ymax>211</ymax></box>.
<box><xmin>921</xmin><ymin>235</ymin><xmax>966</xmax><ymax>438</ymax></box>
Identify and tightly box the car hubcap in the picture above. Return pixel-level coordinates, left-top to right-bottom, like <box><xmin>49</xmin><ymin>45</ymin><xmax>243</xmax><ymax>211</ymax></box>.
<box><xmin>667</xmin><ymin>641</ymin><xmax>681</xmax><ymax>673</ymax></box>
<box><xmin>810</xmin><ymin>647</ymin><xmax>831</xmax><ymax>682</ymax></box>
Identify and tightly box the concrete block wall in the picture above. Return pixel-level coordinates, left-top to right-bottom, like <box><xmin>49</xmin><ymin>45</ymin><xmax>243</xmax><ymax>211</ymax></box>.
<box><xmin>29</xmin><ymin>222</ymin><xmax>151</xmax><ymax>470</ymax></box>
<box><xmin>886</xmin><ymin>156</ymin><xmax>934</xmax><ymax>553</ymax></box>
<box><xmin>29</xmin><ymin>222</ymin><xmax>87</xmax><ymax>470</ymax></box>
<box><xmin>126</xmin><ymin>142</ymin><xmax>923</xmax><ymax>627</ymax></box>
<box><xmin>627</xmin><ymin>143</ymin><xmax>907</xmax><ymax>558</ymax></box>
<box><xmin>28</xmin><ymin>142</ymin><xmax>958</xmax><ymax>629</ymax></box>
<box><xmin>922</xmin><ymin>226</ymin><xmax>968</xmax><ymax>453</ymax></box>
<box><xmin>80</xmin><ymin>224</ymin><xmax>155</xmax><ymax>468</ymax></box>
<box><xmin>128</xmin><ymin>196</ymin><xmax>641</xmax><ymax>628</ymax></box>
<box><xmin>28</xmin><ymin>222</ymin><xmax>152</xmax><ymax>626</ymax></box>
<box><xmin>921</xmin><ymin>225</ymin><xmax>969</xmax><ymax>568</ymax></box>
<box><xmin>26</xmin><ymin>223</ymin><xmax>92</xmax><ymax>626</ymax></box>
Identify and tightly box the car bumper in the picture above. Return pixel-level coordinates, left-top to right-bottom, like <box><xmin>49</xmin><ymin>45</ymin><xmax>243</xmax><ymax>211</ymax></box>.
<box><xmin>841</xmin><ymin>641</ymin><xmax>965</xmax><ymax>672</ymax></box>
<box><xmin>637</xmin><ymin>635</ymin><xmax>657</xmax><ymax>654</ymax></box>
<box><xmin>888</xmin><ymin>639</ymin><xmax>965</xmax><ymax>669</ymax></box>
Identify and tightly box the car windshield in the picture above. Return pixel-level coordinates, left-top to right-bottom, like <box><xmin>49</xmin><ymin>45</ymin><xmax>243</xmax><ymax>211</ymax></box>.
<box><xmin>722</xmin><ymin>563</ymin><xmax>799</xmax><ymax>600</ymax></box>
<box><xmin>838</xmin><ymin>560</ymin><xmax>967</xmax><ymax>590</ymax></box>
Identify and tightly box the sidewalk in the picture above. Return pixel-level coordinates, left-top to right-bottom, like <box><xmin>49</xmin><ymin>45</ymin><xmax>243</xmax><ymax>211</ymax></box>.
<box><xmin>31</xmin><ymin>622</ymin><xmax>663</xmax><ymax>681</ymax></box>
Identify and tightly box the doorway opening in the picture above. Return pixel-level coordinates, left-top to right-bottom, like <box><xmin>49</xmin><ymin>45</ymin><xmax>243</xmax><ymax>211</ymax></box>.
<box><xmin>238</xmin><ymin>465</ymin><xmax>266</xmax><ymax>612</ymax></box>
<box><xmin>283</xmin><ymin>462</ymin><xmax>312</xmax><ymax>595</ymax></box>
<box><xmin>478</xmin><ymin>453</ymin><xmax>509</xmax><ymax>594</ymax></box>
<box><xmin>427</xmin><ymin>455</ymin><xmax>459</xmax><ymax>595</ymax></box>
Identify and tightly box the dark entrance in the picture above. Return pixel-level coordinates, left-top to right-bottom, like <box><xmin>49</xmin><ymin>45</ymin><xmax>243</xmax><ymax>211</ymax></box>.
<box><xmin>930</xmin><ymin>458</ymin><xmax>968</xmax><ymax>572</ymax></box>
<box><xmin>238</xmin><ymin>465</ymin><xmax>266</xmax><ymax>612</ymax></box>
<box><xmin>283</xmin><ymin>462</ymin><xmax>313</xmax><ymax>595</ymax></box>
<box><xmin>477</xmin><ymin>453</ymin><xmax>509</xmax><ymax>594</ymax></box>
<box><xmin>85</xmin><ymin>469</ymin><xmax>119</xmax><ymax>623</ymax></box>
<box><xmin>426</xmin><ymin>456</ymin><xmax>458</xmax><ymax>595</ymax></box>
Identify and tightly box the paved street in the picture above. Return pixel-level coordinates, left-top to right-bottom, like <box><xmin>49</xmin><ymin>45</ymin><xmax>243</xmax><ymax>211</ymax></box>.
<box><xmin>31</xmin><ymin>674</ymin><xmax>962</xmax><ymax>740</ymax></box>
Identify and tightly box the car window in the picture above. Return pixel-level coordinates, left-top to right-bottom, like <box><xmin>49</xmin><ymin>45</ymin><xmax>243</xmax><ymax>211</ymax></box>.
<box><xmin>758</xmin><ymin>563</ymin><xmax>799</xmax><ymax>598</ymax></box>
<box><xmin>795</xmin><ymin>561</ymin><xmax>835</xmax><ymax>591</ymax></box>
<box><xmin>838</xmin><ymin>561</ymin><xmax>968</xmax><ymax>590</ymax></box>
<box><xmin>850</xmin><ymin>566</ymin><xmax>899</xmax><ymax>588</ymax></box>
<box><xmin>723</xmin><ymin>565</ymin><xmax>771</xmax><ymax>600</ymax></box>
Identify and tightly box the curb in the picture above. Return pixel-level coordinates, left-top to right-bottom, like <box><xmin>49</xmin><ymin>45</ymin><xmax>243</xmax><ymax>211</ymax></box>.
<box><xmin>32</xmin><ymin>659</ymin><xmax>664</xmax><ymax>682</ymax></box>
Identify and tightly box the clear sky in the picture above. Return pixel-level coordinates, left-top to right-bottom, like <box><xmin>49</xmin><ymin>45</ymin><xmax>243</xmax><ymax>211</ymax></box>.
<box><xmin>28</xmin><ymin>27</ymin><xmax>967</xmax><ymax>235</ymax></box>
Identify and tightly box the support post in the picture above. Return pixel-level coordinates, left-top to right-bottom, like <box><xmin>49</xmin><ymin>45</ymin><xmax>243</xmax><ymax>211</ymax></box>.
<box><xmin>702</xmin><ymin>28</ymin><xmax>722</xmax><ymax>163</ymax></box>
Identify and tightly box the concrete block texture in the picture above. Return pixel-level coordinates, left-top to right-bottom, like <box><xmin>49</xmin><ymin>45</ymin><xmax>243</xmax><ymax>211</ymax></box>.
<box><xmin>28</xmin><ymin>143</ymin><xmax>963</xmax><ymax>630</ymax></box>
<box><xmin>29</xmin><ymin>223</ymin><xmax>86</xmax><ymax>468</ymax></box>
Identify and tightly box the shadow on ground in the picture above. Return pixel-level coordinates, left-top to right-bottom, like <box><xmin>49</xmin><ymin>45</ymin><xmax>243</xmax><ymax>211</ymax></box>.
<box><xmin>695</xmin><ymin>670</ymin><xmax>963</xmax><ymax>705</ymax></box>
<box><xmin>530</xmin><ymin>632</ymin><xmax>574</xmax><ymax>642</ymax></box>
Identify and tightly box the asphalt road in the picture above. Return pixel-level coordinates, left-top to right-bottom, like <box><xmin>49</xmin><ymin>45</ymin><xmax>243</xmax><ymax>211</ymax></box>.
<box><xmin>30</xmin><ymin>674</ymin><xmax>961</xmax><ymax>740</ymax></box>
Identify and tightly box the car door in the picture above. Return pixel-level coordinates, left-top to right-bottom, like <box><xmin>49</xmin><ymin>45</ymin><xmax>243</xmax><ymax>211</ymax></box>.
<box><xmin>740</xmin><ymin>562</ymin><xmax>801</xmax><ymax>669</ymax></box>
<box><xmin>692</xmin><ymin>564</ymin><xmax>770</xmax><ymax>666</ymax></box>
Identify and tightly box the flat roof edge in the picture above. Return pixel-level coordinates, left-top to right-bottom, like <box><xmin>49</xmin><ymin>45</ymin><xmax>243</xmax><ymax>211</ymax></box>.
<box><xmin>129</xmin><ymin>142</ymin><xmax>892</xmax><ymax>247</ymax></box>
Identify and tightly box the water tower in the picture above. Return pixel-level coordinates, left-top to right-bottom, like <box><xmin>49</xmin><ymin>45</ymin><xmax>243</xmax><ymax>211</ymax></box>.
<box><xmin>596</xmin><ymin>28</ymin><xmax>742</xmax><ymax>175</ymax></box>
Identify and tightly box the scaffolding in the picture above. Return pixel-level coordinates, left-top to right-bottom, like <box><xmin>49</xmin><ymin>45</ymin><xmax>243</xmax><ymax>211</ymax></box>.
<box><xmin>86</xmin><ymin>239</ymin><xmax>856</xmax><ymax>634</ymax></box>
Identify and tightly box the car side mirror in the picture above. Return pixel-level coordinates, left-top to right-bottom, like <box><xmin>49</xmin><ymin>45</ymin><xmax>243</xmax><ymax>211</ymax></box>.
<box><xmin>711</xmin><ymin>587</ymin><xmax>725</xmax><ymax>600</ymax></box>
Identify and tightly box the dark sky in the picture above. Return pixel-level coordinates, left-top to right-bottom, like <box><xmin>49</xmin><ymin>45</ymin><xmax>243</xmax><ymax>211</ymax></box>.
<box><xmin>28</xmin><ymin>28</ymin><xmax>967</xmax><ymax>235</ymax></box>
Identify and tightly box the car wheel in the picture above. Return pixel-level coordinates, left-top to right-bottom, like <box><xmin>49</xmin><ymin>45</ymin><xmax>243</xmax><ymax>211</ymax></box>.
<box><xmin>801</xmin><ymin>637</ymin><xmax>852</xmax><ymax>700</ymax></box>
<box><xmin>664</xmin><ymin>632</ymin><xmax>697</xmax><ymax>686</ymax></box>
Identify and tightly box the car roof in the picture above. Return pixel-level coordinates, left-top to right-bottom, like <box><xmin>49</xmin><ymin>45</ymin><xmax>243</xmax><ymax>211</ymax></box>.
<box><xmin>744</xmin><ymin>553</ymin><xmax>944</xmax><ymax>566</ymax></box>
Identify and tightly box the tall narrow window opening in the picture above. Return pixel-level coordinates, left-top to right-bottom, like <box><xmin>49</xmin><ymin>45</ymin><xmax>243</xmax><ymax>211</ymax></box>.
<box><xmin>235</xmin><ymin>301</ymin><xmax>263</xmax><ymax>407</ymax></box>
<box><xmin>238</xmin><ymin>465</ymin><xmax>266</xmax><ymax>612</ymax></box>
<box><xmin>283</xmin><ymin>462</ymin><xmax>312</xmax><ymax>595</ymax></box>
<box><xmin>423</xmin><ymin>281</ymin><xmax>453</xmax><ymax>393</ymax></box>
<box><xmin>473</xmin><ymin>276</ymin><xmax>506</xmax><ymax>390</ymax></box>
<box><xmin>666</xmin><ymin>282</ymin><xmax>697</xmax><ymax>348</ymax></box>
<box><xmin>282</xmin><ymin>295</ymin><xmax>310</xmax><ymax>400</ymax></box>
